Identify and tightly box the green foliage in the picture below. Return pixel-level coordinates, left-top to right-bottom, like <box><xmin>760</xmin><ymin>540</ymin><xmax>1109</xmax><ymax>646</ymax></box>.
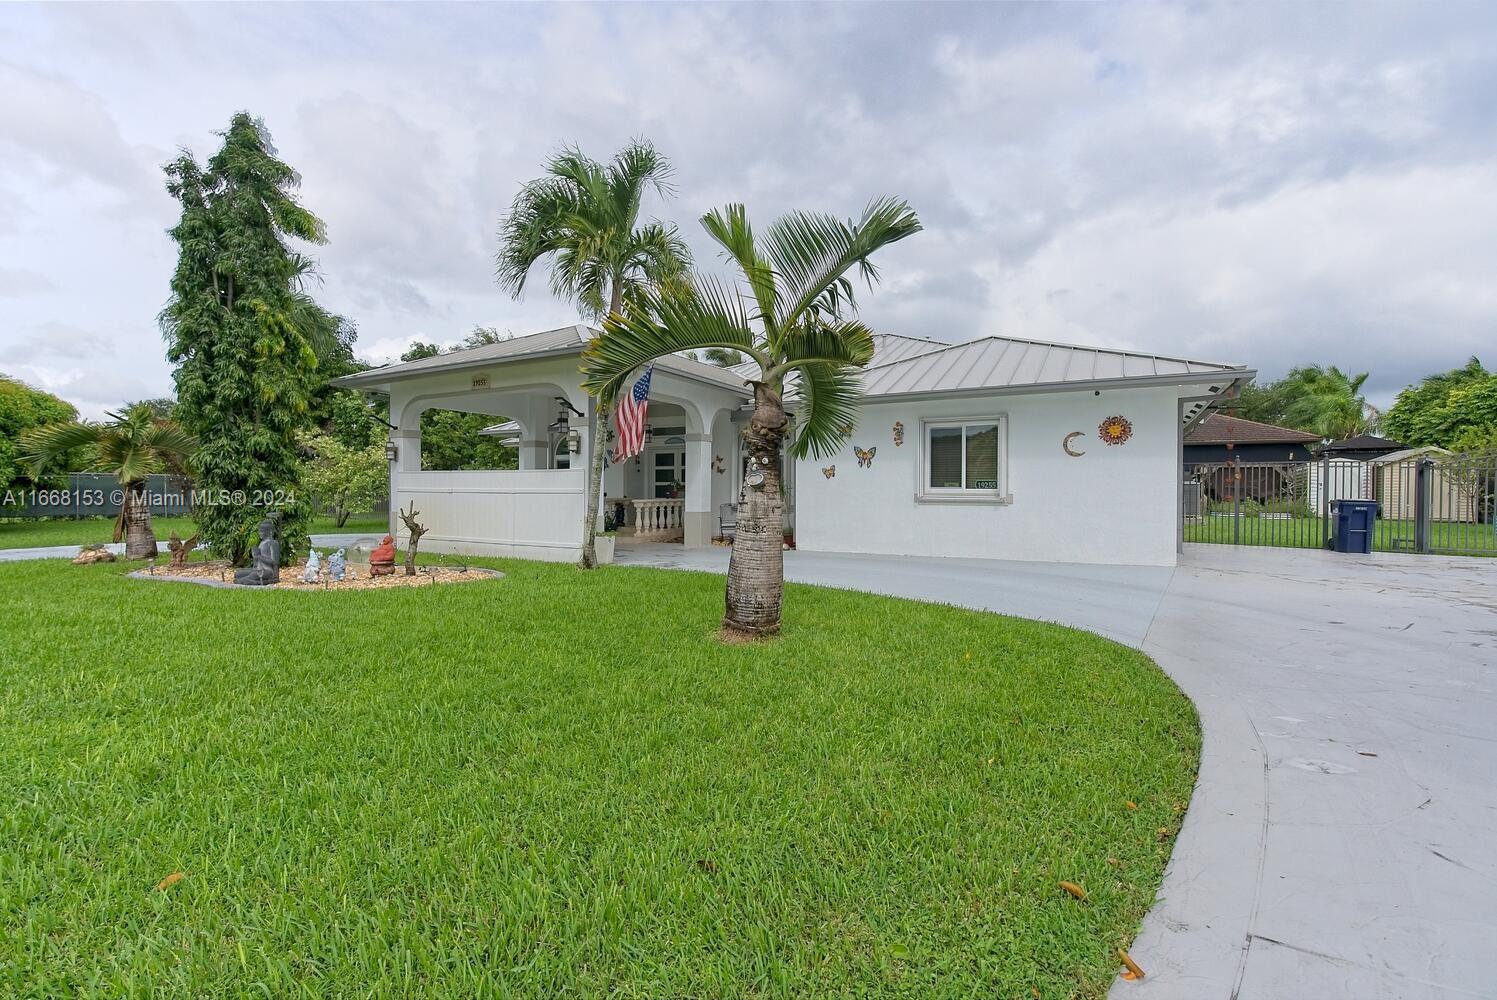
<box><xmin>1230</xmin><ymin>365</ymin><xmax>1375</xmax><ymax>439</ymax></box>
<box><xmin>161</xmin><ymin>113</ymin><xmax>333</xmax><ymax>564</ymax></box>
<box><xmin>298</xmin><ymin>432</ymin><xmax>386</xmax><ymax>527</ymax></box>
<box><xmin>496</xmin><ymin>141</ymin><xmax>690</xmax><ymax>324</ymax></box>
<box><xmin>1381</xmin><ymin>358</ymin><xmax>1497</xmax><ymax>449</ymax></box>
<box><xmin>686</xmin><ymin>347</ymin><xmax>746</xmax><ymax>368</ymax></box>
<box><xmin>419</xmin><ymin>409</ymin><xmax>517</xmax><ymax>471</ymax></box>
<box><xmin>1448</xmin><ymin>423</ymin><xmax>1497</xmax><ymax>455</ymax></box>
<box><xmin>0</xmin><ymin>376</ymin><xmax>77</xmax><ymax>499</ymax></box>
<box><xmin>20</xmin><ymin>404</ymin><xmax>197</xmax><ymax>545</ymax></box>
<box><xmin>0</xmin><ymin>556</ymin><xmax>1197</xmax><ymax>996</ymax></box>
<box><xmin>21</xmin><ymin>404</ymin><xmax>197</xmax><ymax>487</ymax></box>
<box><xmin>583</xmin><ymin>198</ymin><xmax>921</xmax><ymax>460</ymax></box>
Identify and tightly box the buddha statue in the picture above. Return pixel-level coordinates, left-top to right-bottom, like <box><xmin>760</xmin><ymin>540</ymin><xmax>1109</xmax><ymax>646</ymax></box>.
<box><xmin>370</xmin><ymin>534</ymin><xmax>397</xmax><ymax>576</ymax></box>
<box><xmin>233</xmin><ymin>519</ymin><xmax>281</xmax><ymax>586</ymax></box>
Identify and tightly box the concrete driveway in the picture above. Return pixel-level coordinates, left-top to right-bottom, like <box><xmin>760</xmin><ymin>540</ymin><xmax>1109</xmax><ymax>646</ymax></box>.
<box><xmin>618</xmin><ymin>542</ymin><xmax>1497</xmax><ymax>999</ymax></box>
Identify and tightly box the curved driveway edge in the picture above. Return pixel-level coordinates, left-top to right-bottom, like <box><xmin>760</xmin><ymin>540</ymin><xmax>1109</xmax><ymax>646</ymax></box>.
<box><xmin>618</xmin><ymin>541</ymin><xmax>1496</xmax><ymax>1000</ymax></box>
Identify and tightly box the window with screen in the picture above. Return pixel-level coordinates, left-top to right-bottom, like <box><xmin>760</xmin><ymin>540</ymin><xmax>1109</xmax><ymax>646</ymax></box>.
<box><xmin>921</xmin><ymin>418</ymin><xmax>1006</xmax><ymax>498</ymax></box>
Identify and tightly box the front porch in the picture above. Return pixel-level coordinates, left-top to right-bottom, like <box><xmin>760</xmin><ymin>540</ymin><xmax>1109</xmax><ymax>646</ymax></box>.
<box><xmin>335</xmin><ymin>330</ymin><xmax>761</xmax><ymax>560</ymax></box>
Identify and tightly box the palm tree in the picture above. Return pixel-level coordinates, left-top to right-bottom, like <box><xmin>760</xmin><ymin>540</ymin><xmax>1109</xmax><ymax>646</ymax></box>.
<box><xmin>22</xmin><ymin>404</ymin><xmax>198</xmax><ymax>559</ymax></box>
<box><xmin>496</xmin><ymin>140</ymin><xmax>691</xmax><ymax>568</ymax></box>
<box><xmin>1280</xmin><ymin>365</ymin><xmax>1376</xmax><ymax>440</ymax></box>
<box><xmin>582</xmin><ymin>198</ymin><xmax>921</xmax><ymax>637</ymax></box>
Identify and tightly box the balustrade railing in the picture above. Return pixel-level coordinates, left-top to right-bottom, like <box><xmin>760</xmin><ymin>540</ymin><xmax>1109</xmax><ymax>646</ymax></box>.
<box><xmin>631</xmin><ymin>498</ymin><xmax>685</xmax><ymax>541</ymax></box>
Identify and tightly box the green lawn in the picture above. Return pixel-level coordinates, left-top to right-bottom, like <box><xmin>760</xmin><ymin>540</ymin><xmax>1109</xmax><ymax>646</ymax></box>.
<box><xmin>1185</xmin><ymin>513</ymin><xmax>1496</xmax><ymax>554</ymax></box>
<box><xmin>0</xmin><ymin>557</ymin><xmax>1198</xmax><ymax>998</ymax></box>
<box><xmin>0</xmin><ymin>513</ymin><xmax>389</xmax><ymax>550</ymax></box>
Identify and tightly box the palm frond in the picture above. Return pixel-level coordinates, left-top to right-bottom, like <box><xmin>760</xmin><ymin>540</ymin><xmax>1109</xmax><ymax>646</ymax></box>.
<box><xmin>788</xmin><ymin>361</ymin><xmax>864</xmax><ymax>460</ymax></box>
<box><xmin>761</xmin><ymin>197</ymin><xmax>921</xmax><ymax>329</ymax></box>
<box><xmin>700</xmin><ymin>204</ymin><xmax>778</xmax><ymax>330</ymax></box>
<box><xmin>767</xmin><ymin>319</ymin><xmax>876</xmax><ymax>381</ymax></box>
<box><xmin>581</xmin><ymin>275</ymin><xmax>764</xmax><ymax>401</ymax></box>
<box><xmin>607</xmin><ymin>139</ymin><xmax>675</xmax><ymax>231</ymax></box>
<box><xmin>19</xmin><ymin>421</ymin><xmax>103</xmax><ymax>476</ymax></box>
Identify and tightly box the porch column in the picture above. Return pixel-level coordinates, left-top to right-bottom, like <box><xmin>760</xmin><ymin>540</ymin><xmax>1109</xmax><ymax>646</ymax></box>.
<box><xmin>388</xmin><ymin>409</ymin><xmax>422</xmax><ymax>536</ymax></box>
<box><xmin>683</xmin><ymin>432</ymin><xmax>713</xmax><ymax>547</ymax></box>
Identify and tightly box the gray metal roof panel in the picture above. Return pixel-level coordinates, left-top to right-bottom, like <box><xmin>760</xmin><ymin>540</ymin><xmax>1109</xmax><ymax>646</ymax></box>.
<box><xmin>860</xmin><ymin>335</ymin><xmax>1245</xmax><ymax>398</ymax></box>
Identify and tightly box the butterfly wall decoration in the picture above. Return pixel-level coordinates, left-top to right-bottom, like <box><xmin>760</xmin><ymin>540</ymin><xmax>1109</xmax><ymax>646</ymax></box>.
<box><xmin>854</xmin><ymin>446</ymin><xmax>877</xmax><ymax>468</ymax></box>
<box><xmin>821</xmin><ymin>466</ymin><xmax>836</xmax><ymax>479</ymax></box>
<box><xmin>892</xmin><ymin>421</ymin><xmax>905</xmax><ymax>446</ymax></box>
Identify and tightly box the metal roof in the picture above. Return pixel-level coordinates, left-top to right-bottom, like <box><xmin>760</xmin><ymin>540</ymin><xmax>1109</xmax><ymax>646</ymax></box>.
<box><xmin>859</xmin><ymin>335</ymin><xmax>1247</xmax><ymax>398</ymax></box>
<box><xmin>333</xmin><ymin>323</ymin><xmax>752</xmax><ymax>396</ymax></box>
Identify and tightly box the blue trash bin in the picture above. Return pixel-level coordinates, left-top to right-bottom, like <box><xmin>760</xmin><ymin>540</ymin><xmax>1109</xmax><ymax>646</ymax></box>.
<box><xmin>1331</xmin><ymin>499</ymin><xmax>1379</xmax><ymax>554</ymax></box>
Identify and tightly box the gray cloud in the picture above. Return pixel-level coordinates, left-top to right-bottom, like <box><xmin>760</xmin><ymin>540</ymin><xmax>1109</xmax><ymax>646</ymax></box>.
<box><xmin>1</xmin><ymin>1</ymin><xmax>1495</xmax><ymax>419</ymax></box>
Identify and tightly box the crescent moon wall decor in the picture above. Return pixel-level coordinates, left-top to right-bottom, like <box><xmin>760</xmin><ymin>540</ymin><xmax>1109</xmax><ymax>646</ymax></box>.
<box><xmin>1062</xmin><ymin>431</ymin><xmax>1086</xmax><ymax>457</ymax></box>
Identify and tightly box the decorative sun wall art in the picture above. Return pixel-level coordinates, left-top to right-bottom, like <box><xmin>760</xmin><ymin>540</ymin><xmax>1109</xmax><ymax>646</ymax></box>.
<box><xmin>1098</xmin><ymin>415</ymin><xmax>1134</xmax><ymax>446</ymax></box>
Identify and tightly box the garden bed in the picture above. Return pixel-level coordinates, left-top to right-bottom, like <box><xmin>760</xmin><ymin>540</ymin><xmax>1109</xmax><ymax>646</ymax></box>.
<box><xmin>129</xmin><ymin>560</ymin><xmax>502</xmax><ymax>590</ymax></box>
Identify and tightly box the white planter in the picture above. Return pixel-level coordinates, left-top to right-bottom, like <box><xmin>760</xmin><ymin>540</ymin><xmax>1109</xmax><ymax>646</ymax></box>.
<box><xmin>593</xmin><ymin>534</ymin><xmax>615</xmax><ymax>564</ymax></box>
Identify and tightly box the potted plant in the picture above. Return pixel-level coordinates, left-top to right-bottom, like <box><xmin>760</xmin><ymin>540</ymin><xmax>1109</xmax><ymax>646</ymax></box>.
<box><xmin>593</xmin><ymin>531</ymin><xmax>616</xmax><ymax>564</ymax></box>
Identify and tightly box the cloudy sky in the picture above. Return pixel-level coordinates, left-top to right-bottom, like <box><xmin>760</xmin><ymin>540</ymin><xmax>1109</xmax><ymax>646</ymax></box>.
<box><xmin>2</xmin><ymin>2</ymin><xmax>1494</xmax><ymax>418</ymax></box>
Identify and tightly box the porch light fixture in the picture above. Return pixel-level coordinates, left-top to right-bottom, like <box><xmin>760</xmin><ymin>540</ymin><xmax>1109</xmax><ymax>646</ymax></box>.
<box><xmin>549</xmin><ymin>396</ymin><xmax>585</xmax><ymax>435</ymax></box>
<box><xmin>566</xmin><ymin>429</ymin><xmax>581</xmax><ymax>454</ymax></box>
<box><xmin>385</xmin><ymin>442</ymin><xmax>398</xmax><ymax>462</ymax></box>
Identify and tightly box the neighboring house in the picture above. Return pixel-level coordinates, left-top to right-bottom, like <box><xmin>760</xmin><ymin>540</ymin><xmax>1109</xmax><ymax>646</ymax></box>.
<box><xmin>334</xmin><ymin>325</ymin><xmax>1251</xmax><ymax>567</ymax></box>
<box><xmin>1315</xmin><ymin>434</ymin><xmax>1406</xmax><ymax>461</ymax></box>
<box><xmin>1183</xmin><ymin>412</ymin><xmax>1320</xmax><ymax>466</ymax></box>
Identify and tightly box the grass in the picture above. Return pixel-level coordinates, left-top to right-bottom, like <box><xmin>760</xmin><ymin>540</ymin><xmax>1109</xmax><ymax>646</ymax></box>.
<box><xmin>1185</xmin><ymin>513</ymin><xmax>1497</xmax><ymax>555</ymax></box>
<box><xmin>0</xmin><ymin>557</ymin><xmax>1199</xmax><ymax>998</ymax></box>
<box><xmin>0</xmin><ymin>513</ymin><xmax>390</xmax><ymax>550</ymax></box>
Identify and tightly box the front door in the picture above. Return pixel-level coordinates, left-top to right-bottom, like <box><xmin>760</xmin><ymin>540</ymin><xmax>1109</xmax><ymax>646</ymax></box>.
<box><xmin>652</xmin><ymin>448</ymin><xmax>685</xmax><ymax>498</ymax></box>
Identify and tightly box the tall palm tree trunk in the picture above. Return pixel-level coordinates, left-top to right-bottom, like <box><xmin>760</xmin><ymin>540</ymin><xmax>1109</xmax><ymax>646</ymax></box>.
<box><xmin>724</xmin><ymin>383</ymin><xmax>787</xmax><ymax>636</ymax></box>
<box><xmin>121</xmin><ymin>481</ymin><xmax>158</xmax><ymax>559</ymax></box>
<box><xmin>578</xmin><ymin>285</ymin><xmax>625</xmax><ymax>569</ymax></box>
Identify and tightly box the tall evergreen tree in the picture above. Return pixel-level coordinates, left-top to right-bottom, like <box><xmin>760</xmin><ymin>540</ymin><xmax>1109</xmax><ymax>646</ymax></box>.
<box><xmin>161</xmin><ymin>113</ymin><xmax>333</xmax><ymax>563</ymax></box>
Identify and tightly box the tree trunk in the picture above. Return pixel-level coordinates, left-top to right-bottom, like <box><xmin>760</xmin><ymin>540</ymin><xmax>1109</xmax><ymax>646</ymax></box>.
<box><xmin>122</xmin><ymin>481</ymin><xmax>158</xmax><ymax>560</ymax></box>
<box><xmin>579</xmin><ymin>285</ymin><xmax>624</xmax><ymax>570</ymax></box>
<box><xmin>723</xmin><ymin>382</ymin><xmax>788</xmax><ymax>637</ymax></box>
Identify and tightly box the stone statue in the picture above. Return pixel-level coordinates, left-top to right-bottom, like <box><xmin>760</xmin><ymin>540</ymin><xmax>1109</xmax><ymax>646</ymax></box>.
<box><xmin>328</xmin><ymin>548</ymin><xmax>346</xmax><ymax>582</ymax></box>
<box><xmin>233</xmin><ymin>519</ymin><xmax>281</xmax><ymax>586</ymax></box>
<box><xmin>370</xmin><ymin>534</ymin><xmax>397</xmax><ymax>576</ymax></box>
<box><xmin>302</xmin><ymin>549</ymin><xmax>321</xmax><ymax>583</ymax></box>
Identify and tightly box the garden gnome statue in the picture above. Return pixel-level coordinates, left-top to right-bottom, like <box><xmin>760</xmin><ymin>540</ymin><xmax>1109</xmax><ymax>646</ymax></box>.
<box><xmin>370</xmin><ymin>534</ymin><xmax>397</xmax><ymax>576</ymax></box>
<box><xmin>328</xmin><ymin>548</ymin><xmax>346</xmax><ymax>582</ymax></box>
<box><xmin>302</xmin><ymin>549</ymin><xmax>321</xmax><ymax>583</ymax></box>
<box><xmin>233</xmin><ymin>519</ymin><xmax>281</xmax><ymax>586</ymax></box>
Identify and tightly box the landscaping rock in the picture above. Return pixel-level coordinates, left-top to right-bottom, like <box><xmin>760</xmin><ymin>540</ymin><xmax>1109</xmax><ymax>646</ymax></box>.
<box><xmin>73</xmin><ymin>545</ymin><xmax>116</xmax><ymax>565</ymax></box>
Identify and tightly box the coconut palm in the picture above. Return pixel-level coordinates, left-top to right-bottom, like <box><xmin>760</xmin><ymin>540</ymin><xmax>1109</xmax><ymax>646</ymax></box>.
<box><xmin>582</xmin><ymin>198</ymin><xmax>921</xmax><ymax>637</ymax></box>
<box><xmin>496</xmin><ymin>140</ymin><xmax>690</xmax><ymax>568</ymax></box>
<box><xmin>1280</xmin><ymin>365</ymin><xmax>1376</xmax><ymax>440</ymax></box>
<box><xmin>22</xmin><ymin>404</ymin><xmax>198</xmax><ymax>559</ymax></box>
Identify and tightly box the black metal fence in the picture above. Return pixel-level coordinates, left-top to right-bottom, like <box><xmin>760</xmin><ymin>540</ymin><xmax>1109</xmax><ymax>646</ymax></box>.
<box><xmin>1183</xmin><ymin>452</ymin><xmax>1497</xmax><ymax>556</ymax></box>
<box><xmin>2</xmin><ymin>474</ymin><xmax>195</xmax><ymax>519</ymax></box>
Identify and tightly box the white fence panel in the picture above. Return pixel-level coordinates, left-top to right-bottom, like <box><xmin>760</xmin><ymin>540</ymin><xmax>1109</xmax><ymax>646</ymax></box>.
<box><xmin>392</xmin><ymin>469</ymin><xmax>584</xmax><ymax>562</ymax></box>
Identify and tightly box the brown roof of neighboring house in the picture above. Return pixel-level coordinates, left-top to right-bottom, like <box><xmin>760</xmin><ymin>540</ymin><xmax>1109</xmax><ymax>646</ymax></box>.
<box><xmin>1185</xmin><ymin>412</ymin><xmax>1321</xmax><ymax>446</ymax></box>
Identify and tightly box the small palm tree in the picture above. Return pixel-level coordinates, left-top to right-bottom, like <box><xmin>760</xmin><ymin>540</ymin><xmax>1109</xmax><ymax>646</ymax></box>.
<box><xmin>23</xmin><ymin>404</ymin><xmax>198</xmax><ymax>559</ymax></box>
<box><xmin>583</xmin><ymin>198</ymin><xmax>921</xmax><ymax>637</ymax></box>
<box><xmin>496</xmin><ymin>140</ymin><xmax>690</xmax><ymax>568</ymax></box>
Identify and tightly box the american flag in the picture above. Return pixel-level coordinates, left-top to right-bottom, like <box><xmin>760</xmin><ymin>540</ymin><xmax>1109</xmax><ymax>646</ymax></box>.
<box><xmin>611</xmin><ymin>366</ymin><xmax>653</xmax><ymax>462</ymax></box>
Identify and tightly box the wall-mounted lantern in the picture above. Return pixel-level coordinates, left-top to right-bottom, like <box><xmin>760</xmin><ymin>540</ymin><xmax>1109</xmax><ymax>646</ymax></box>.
<box><xmin>385</xmin><ymin>442</ymin><xmax>399</xmax><ymax>463</ymax></box>
<box><xmin>566</xmin><ymin>429</ymin><xmax>581</xmax><ymax>454</ymax></box>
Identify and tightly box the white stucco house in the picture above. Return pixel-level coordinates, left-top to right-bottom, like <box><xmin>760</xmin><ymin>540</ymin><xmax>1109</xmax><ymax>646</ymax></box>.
<box><xmin>334</xmin><ymin>324</ymin><xmax>1252</xmax><ymax>567</ymax></box>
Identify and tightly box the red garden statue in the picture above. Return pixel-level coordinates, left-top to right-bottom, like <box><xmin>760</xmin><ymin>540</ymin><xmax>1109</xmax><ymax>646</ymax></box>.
<box><xmin>369</xmin><ymin>534</ymin><xmax>397</xmax><ymax>576</ymax></box>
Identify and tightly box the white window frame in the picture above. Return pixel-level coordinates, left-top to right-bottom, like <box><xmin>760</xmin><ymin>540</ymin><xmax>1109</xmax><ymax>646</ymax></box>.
<box><xmin>917</xmin><ymin>416</ymin><xmax>1011</xmax><ymax>504</ymax></box>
